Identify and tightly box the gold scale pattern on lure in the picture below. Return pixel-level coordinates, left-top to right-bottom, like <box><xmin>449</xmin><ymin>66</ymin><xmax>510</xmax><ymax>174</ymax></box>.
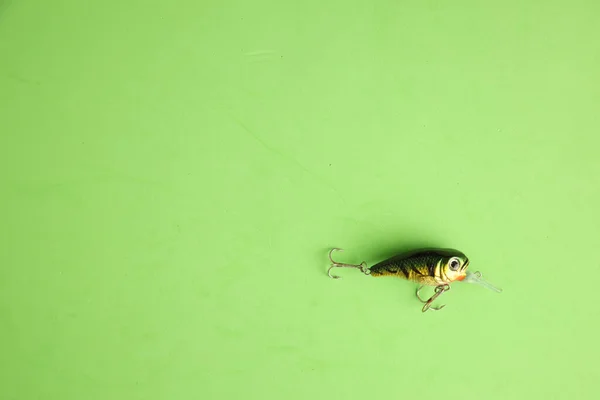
<box><xmin>328</xmin><ymin>248</ymin><xmax>502</xmax><ymax>312</ymax></box>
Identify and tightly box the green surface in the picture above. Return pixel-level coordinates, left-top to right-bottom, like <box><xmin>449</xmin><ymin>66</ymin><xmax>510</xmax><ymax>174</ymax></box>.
<box><xmin>2</xmin><ymin>1</ymin><xmax>600</xmax><ymax>399</ymax></box>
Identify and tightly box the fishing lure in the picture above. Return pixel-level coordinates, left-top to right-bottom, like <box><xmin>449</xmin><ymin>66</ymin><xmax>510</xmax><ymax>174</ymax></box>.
<box><xmin>327</xmin><ymin>248</ymin><xmax>501</xmax><ymax>312</ymax></box>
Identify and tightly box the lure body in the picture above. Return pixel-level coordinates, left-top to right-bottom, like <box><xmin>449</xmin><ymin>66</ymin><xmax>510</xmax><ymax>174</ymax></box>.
<box><xmin>369</xmin><ymin>248</ymin><xmax>469</xmax><ymax>286</ymax></box>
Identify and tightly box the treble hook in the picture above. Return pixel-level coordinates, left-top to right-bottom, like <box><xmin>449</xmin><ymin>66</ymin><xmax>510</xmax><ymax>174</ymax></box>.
<box><xmin>327</xmin><ymin>248</ymin><xmax>371</xmax><ymax>279</ymax></box>
<box><xmin>416</xmin><ymin>284</ymin><xmax>451</xmax><ymax>312</ymax></box>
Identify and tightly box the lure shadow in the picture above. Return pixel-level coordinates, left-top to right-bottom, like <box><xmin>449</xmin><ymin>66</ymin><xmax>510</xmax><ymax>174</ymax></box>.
<box><xmin>325</xmin><ymin>222</ymin><xmax>447</xmax><ymax>268</ymax></box>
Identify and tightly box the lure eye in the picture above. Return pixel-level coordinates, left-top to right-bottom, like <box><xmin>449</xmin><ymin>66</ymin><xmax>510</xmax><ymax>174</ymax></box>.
<box><xmin>449</xmin><ymin>258</ymin><xmax>461</xmax><ymax>271</ymax></box>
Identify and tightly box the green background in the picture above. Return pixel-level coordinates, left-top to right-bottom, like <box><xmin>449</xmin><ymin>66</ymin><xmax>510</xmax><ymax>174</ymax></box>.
<box><xmin>2</xmin><ymin>1</ymin><xmax>599</xmax><ymax>399</ymax></box>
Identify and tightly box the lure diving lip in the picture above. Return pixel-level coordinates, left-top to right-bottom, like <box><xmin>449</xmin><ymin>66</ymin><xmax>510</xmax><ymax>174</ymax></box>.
<box><xmin>463</xmin><ymin>270</ymin><xmax>502</xmax><ymax>293</ymax></box>
<box><xmin>328</xmin><ymin>248</ymin><xmax>501</xmax><ymax>312</ymax></box>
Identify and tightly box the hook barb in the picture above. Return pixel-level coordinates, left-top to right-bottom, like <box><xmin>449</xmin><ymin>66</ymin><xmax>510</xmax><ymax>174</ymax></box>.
<box><xmin>416</xmin><ymin>284</ymin><xmax>450</xmax><ymax>312</ymax></box>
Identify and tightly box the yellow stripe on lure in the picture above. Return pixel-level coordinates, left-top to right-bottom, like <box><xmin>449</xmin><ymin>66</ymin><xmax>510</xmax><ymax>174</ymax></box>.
<box><xmin>327</xmin><ymin>248</ymin><xmax>501</xmax><ymax>312</ymax></box>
